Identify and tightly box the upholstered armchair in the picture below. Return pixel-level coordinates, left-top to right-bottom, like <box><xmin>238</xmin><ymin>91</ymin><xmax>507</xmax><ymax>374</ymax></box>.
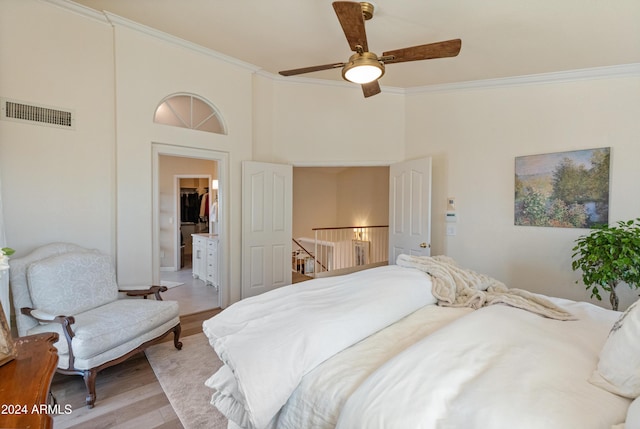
<box><xmin>9</xmin><ymin>243</ymin><xmax>182</xmax><ymax>408</ymax></box>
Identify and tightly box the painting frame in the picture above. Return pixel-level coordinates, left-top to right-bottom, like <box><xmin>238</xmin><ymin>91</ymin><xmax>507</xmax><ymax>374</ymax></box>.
<box><xmin>514</xmin><ymin>147</ymin><xmax>610</xmax><ymax>228</ymax></box>
<box><xmin>0</xmin><ymin>300</ymin><xmax>16</xmax><ymax>367</ymax></box>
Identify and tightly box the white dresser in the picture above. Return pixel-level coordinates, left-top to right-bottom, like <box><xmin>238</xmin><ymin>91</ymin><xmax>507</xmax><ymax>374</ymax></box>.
<box><xmin>191</xmin><ymin>233</ymin><xmax>219</xmax><ymax>289</ymax></box>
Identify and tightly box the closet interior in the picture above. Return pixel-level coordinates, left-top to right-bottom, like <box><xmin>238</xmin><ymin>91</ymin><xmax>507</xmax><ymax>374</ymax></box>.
<box><xmin>179</xmin><ymin>177</ymin><xmax>210</xmax><ymax>267</ymax></box>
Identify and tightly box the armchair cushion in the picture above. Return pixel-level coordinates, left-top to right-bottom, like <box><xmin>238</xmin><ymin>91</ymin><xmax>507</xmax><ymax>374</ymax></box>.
<box><xmin>27</xmin><ymin>298</ymin><xmax>180</xmax><ymax>368</ymax></box>
<box><xmin>27</xmin><ymin>252</ymin><xmax>118</xmax><ymax>316</ymax></box>
<box><xmin>10</xmin><ymin>242</ymin><xmax>93</xmax><ymax>337</ymax></box>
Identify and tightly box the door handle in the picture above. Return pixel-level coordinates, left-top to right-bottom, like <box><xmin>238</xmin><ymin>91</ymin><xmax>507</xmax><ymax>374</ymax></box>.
<box><xmin>419</xmin><ymin>242</ymin><xmax>429</xmax><ymax>248</ymax></box>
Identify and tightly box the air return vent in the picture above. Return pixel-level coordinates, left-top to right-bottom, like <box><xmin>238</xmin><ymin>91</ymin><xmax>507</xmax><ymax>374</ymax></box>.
<box><xmin>1</xmin><ymin>98</ymin><xmax>75</xmax><ymax>130</ymax></box>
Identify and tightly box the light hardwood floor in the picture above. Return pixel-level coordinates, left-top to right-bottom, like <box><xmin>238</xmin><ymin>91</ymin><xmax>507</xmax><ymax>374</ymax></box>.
<box><xmin>50</xmin><ymin>308</ymin><xmax>221</xmax><ymax>429</ymax></box>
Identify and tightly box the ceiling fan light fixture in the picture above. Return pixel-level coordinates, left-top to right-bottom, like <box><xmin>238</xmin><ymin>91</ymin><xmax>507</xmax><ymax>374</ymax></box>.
<box><xmin>278</xmin><ymin>2</ymin><xmax>461</xmax><ymax>98</ymax></box>
<box><xmin>342</xmin><ymin>52</ymin><xmax>384</xmax><ymax>84</ymax></box>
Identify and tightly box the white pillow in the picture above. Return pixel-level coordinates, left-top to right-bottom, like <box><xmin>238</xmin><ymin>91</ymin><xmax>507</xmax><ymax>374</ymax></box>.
<box><xmin>590</xmin><ymin>300</ymin><xmax>640</xmax><ymax>398</ymax></box>
<box><xmin>625</xmin><ymin>396</ymin><xmax>640</xmax><ymax>428</ymax></box>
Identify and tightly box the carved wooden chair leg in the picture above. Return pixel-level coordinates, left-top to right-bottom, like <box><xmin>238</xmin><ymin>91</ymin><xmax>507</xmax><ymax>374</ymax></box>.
<box><xmin>173</xmin><ymin>324</ymin><xmax>183</xmax><ymax>350</ymax></box>
<box><xmin>83</xmin><ymin>369</ymin><xmax>98</xmax><ymax>408</ymax></box>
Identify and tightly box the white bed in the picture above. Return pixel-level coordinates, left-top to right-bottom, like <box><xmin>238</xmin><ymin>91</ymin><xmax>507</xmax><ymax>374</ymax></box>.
<box><xmin>202</xmin><ymin>258</ymin><xmax>640</xmax><ymax>429</ymax></box>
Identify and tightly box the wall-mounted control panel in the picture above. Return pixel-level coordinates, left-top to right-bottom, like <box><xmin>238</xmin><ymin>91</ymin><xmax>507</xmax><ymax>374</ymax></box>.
<box><xmin>446</xmin><ymin>197</ymin><xmax>457</xmax><ymax>235</ymax></box>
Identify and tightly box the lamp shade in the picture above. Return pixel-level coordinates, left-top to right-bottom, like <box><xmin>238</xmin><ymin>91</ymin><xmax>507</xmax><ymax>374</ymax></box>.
<box><xmin>342</xmin><ymin>52</ymin><xmax>384</xmax><ymax>84</ymax></box>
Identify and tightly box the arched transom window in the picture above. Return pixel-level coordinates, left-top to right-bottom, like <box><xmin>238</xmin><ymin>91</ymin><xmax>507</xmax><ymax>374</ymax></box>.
<box><xmin>154</xmin><ymin>93</ymin><xmax>226</xmax><ymax>135</ymax></box>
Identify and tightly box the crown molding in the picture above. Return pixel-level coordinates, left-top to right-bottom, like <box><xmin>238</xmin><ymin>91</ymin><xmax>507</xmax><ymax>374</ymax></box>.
<box><xmin>250</xmin><ymin>63</ymin><xmax>640</xmax><ymax>95</ymax></box>
<box><xmin>44</xmin><ymin>0</ymin><xmax>260</xmax><ymax>74</ymax></box>
<box><xmin>43</xmin><ymin>0</ymin><xmax>109</xmax><ymax>23</ymax></box>
<box><xmin>405</xmin><ymin>63</ymin><xmax>640</xmax><ymax>95</ymax></box>
<box><xmin>103</xmin><ymin>12</ymin><xmax>260</xmax><ymax>74</ymax></box>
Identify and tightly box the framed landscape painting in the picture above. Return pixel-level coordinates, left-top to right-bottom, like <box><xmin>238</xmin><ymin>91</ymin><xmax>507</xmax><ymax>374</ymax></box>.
<box><xmin>514</xmin><ymin>147</ymin><xmax>610</xmax><ymax>228</ymax></box>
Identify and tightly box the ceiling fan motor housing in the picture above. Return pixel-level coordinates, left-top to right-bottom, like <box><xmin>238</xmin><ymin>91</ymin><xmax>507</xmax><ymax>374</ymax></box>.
<box><xmin>360</xmin><ymin>2</ymin><xmax>374</xmax><ymax>20</ymax></box>
<box><xmin>342</xmin><ymin>51</ymin><xmax>385</xmax><ymax>84</ymax></box>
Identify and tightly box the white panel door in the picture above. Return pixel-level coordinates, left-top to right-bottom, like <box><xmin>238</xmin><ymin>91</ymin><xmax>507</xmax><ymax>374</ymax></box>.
<box><xmin>242</xmin><ymin>161</ymin><xmax>292</xmax><ymax>299</ymax></box>
<box><xmin>388</xmin><ymin>157</ymin><xmax>432</xmax><ymax>263</ymax></box>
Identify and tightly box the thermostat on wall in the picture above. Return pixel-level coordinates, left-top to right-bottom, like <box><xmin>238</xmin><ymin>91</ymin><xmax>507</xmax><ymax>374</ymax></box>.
<box><xmin>445</xmin><ymin>211</ymin><xmax>457</xmax><ymax>222</ymax></box>
<box><xmin>447</xmin><ymin>197</ymin><xmax>456</xmax><ymax>210</ymax></box>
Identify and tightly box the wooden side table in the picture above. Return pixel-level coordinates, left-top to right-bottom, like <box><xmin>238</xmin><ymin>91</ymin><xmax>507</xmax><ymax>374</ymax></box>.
<box><xmin>0</xmin><ymin>332</ymin><xmax>59</xmax><ymax>429</ymax></box>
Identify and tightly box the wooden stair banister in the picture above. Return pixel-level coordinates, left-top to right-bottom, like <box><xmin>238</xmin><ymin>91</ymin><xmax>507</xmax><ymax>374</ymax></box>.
<box><xmin>292</xmin><ymin>238</ymin><xmax>328</xmax><ymax>272</ymax></box>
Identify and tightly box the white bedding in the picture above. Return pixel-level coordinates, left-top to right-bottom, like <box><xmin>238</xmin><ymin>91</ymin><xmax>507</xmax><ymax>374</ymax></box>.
<box><xmin>276</xmin><ymin>305</ymin><xmax>474</xmax><ymax>429</ymax></box>
<box><xmin>202</xmin><ymin>265</ymin><xmax>437</xmax><ymax>429</ymax></box>
<box><xmin>335</xmin><ymin>297</ymin><xmax>631</xmax><ymax>429</ymax></box>
<box><xmin>205</xmin><ymin>261</ymin><xmax>633</xmax><ymax>429</ymax></box>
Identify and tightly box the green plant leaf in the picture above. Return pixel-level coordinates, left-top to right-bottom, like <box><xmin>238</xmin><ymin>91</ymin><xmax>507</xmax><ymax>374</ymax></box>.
<box><xmin>572</xmin><ymin>218</ymin><xmax>640</xmax><ymax>308</ymax></box>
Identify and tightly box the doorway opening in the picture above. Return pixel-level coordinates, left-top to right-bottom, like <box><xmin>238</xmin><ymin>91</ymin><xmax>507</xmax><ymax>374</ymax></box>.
<box><xmin>175</xmin><ymin>174</ymin><xmax>213</xmax><ymax>269</ymax></box>
<box><xmin>292</xmin><ymin>166</ymin><xmax>390</xmax><ymax>280</ymax></box>
<box><xmin>152</xmin><ymin>144</ymin><xmax>228</xmax><ymax>314</ymax></box>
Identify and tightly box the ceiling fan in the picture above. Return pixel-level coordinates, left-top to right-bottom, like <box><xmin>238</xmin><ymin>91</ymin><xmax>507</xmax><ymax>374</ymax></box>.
<box><xmin>278</xmin><ymin>1</ymin><xmax>462</xmax><ymax>98</ymax></box>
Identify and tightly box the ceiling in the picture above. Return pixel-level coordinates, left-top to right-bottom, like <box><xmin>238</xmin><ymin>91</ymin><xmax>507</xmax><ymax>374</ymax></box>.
<box><xmin>71</xmin><ymin>0</ymin><xmax>640</xmax><ymax>89</ymax></box>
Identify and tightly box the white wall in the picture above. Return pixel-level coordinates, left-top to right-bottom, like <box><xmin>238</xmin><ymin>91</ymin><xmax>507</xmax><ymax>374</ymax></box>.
<box><xmin>336</xmin><ymin>167</ymin><xmax>389</xmax><ymax>227</ymax></box>
<box><xmin>292</xmin><ymin>167</ymin><xmax>389</xmax><ymax>241</ymax></box>
<box><xmin>111</xmin><ymin>22</ymin><xmax>255</xmax><ymax>306</ymax></box>
<box><xmin>253</xmin><ymin>76</ymin><xmax>407</xmax><ymax>165</ymax></box>
<box><xmin>405</xmin><ymin>75</ymin><xmax>640</xmax><ymax>309</ymax></box>
<box><xmin>0</xmin><ymin>1</ymin><xmax>255</xmax><ymax>306</ymax></box>
<box><xmin>0</xmin><ymin>1</ymin><xmax>115</xmax><ymax>255</ymax></box>
<box><xmin>293</xmin><ymin>168</ymin><xmax>339</xmax><ymax>240</ymax></box>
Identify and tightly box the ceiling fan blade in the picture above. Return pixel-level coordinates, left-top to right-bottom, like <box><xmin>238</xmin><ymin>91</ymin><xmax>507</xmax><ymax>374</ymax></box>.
<box><xmin>333</xmin><ymin>1</ymin><xmax>368</xmax><ymax>52</ymax></box>
<box><xmin>279</xmin><ymin>62</ymin><xmax>345</xmax><ymax>77</ymax></box>
<box><xmin>361</xmin><ymin>80</ymin><xmax>381</xmax><ymax>98</ymax></box>
<box><xmin>382</xmin><ymin>39</ymin><xmax>462</xmax><ymax>64</ymax></box>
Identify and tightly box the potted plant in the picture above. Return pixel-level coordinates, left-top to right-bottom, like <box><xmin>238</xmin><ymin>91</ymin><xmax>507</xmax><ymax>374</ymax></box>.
<box><xmin>572</xmin><ymin>218</ymin><xmax>640</xmax><ymax>311</ymax></box>
<box><xmin>0</xmin><ymin>247</ymin><xmax>14</xmax><ymax>273</ymax></box>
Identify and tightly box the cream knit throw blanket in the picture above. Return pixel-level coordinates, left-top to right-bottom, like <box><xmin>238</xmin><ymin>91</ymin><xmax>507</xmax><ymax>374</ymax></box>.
<box><xmin>397</xmin><ymin>254</ymin><xmax>576</xmax><ymax>321</ymax></box>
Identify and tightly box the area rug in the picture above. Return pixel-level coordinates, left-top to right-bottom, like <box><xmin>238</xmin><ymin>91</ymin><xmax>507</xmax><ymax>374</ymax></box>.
<box><xmin>160</xmin><ymin>280</ymin><xmax>184</xmax><ymax>288</ymax></box>
<box><xmin>145</xmin><ymin>333</ymin><xmax>228</xmax><ymax>428</ymax></box>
